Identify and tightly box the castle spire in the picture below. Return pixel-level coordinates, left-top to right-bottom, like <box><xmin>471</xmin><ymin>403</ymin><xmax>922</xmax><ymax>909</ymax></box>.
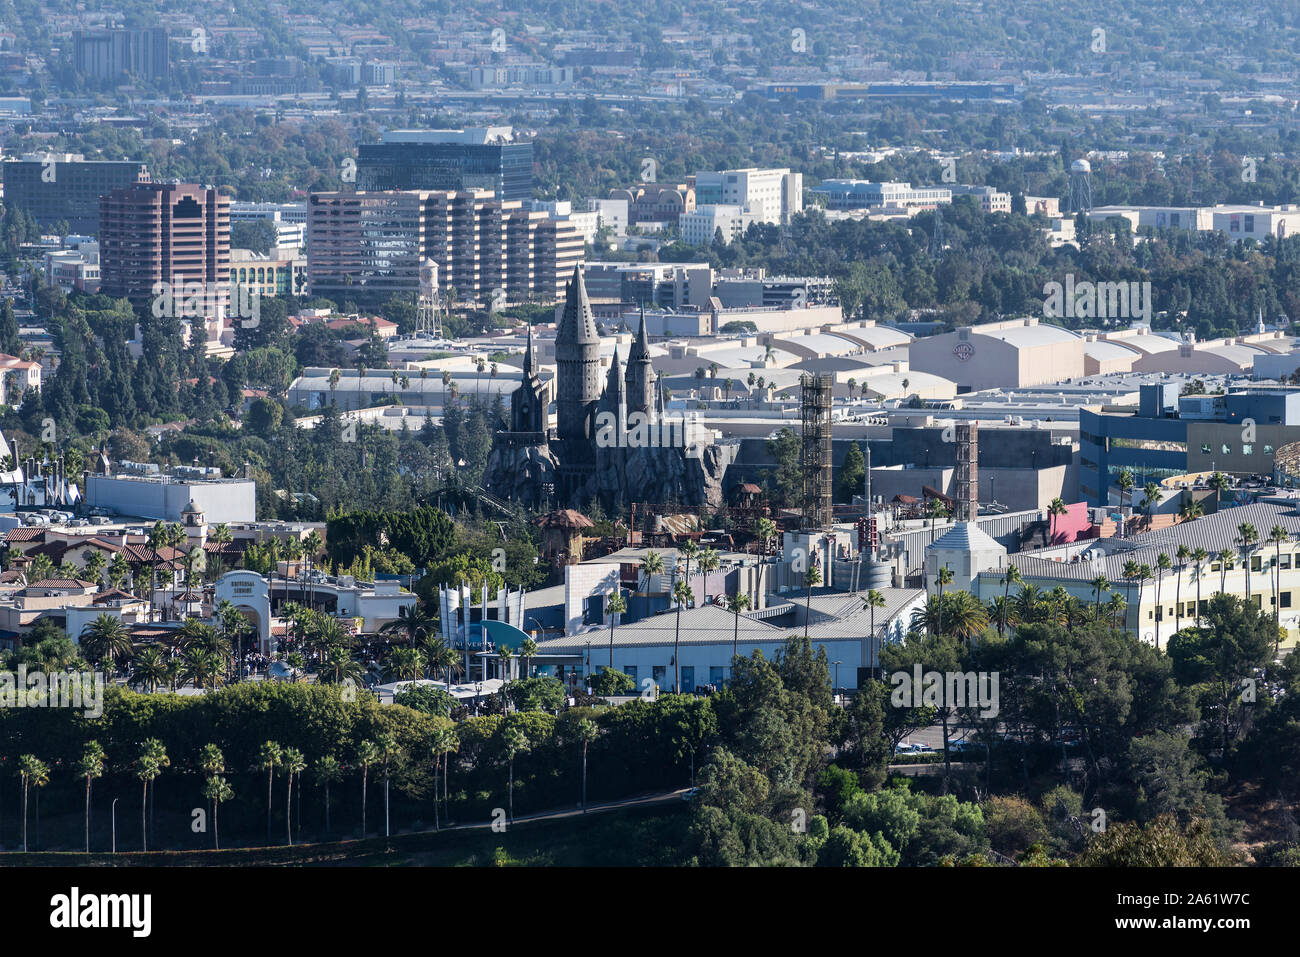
<box><xmin>522</xmin><ymin>319</ymin><xmax>537</xmax><ymax>378</ymax></box>
<box><xmin>625</xmin><ymin>305</ymin><xmax>656</xmax><ymax>422</ymax></box>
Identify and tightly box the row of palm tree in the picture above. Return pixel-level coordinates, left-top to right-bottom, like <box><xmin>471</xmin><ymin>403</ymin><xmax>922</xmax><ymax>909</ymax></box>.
<box><xmin>8</xmin><ymin>716</ymin><xmax>612</xmax><ymax>852</ymax></box>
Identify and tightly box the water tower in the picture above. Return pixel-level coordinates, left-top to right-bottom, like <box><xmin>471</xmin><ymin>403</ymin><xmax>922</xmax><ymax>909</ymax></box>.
<box><xmin>417</xmin><ymin>258</ymin><xmax>443</xmax><ymax>338</ymax></box>
<box><xmin>1068</xmin><ymin>158</ymin><xmax>1093</xmax><ymax>214</ymax></box>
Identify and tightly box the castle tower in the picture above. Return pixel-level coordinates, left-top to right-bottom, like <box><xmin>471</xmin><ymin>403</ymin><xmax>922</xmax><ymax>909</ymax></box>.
<box><xmin>510</xmin><ymin>321</ymin><xmax>547</xmax><ymax>434</ymax></box>
<box><xmin>555</xmin><ymin>265</ymin><xmax>602</xmax><ymax>447</ymax></box>
<box><xmin>599</xmin><ymin>344</ymin><xmax>627</xmax><ymax>440</ymax></box>
<box><xmin>625</xmin><ymin>306</ymin><xmax>657</xmax><ymax>423</ymax></box>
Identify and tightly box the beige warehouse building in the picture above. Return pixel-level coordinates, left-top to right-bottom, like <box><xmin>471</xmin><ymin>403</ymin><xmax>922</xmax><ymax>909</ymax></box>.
<box><xmin>908</xmin><ymin>318</ymin><xmax>1085</xmax><ymax>391</ymax></box>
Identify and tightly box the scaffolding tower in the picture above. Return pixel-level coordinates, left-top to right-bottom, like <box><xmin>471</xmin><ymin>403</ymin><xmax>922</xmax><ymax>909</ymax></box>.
<box><xmin>800</xmin><ymin>373</ymin><xmax>834</xmax><ymax>529</ymax></box>
<box><xmin>955</xmin><ymin>422</ymin><xmax>978</xmax><ymax>522</ymax></box>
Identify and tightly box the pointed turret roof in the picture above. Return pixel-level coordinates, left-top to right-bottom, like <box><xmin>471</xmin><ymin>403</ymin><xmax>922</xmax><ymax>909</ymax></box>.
<box><xmin>522</xmin><ymin>320</ymin><xmax>537</xmax><ymax>378</ymax></box>
<box><xmin>628</xmin><ymin>305</ymin><xmax>652</xmax><ymax>364</ymax></box>
<box><xmin>556</xmin><ymin>264</ymin><xmax>599</xmax><ymax>346</ymax></box>
<box><xmin>606</xmin><ymin>344</ymin><xmax>625</xmax><ymax>395</ymax></box>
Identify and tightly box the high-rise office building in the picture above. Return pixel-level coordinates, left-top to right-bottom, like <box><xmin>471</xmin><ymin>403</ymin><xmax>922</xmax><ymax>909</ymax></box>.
<box><xmin>99</xmin><ymin>182</ymin><xmax>230</xmax><ymax>317</ymax></box>
<box><xmin>2</xmin><ymin>154</ymin><xmax>148</xmax><ymax>234</ymax></box>
<box><xmin>72</xmin><ymin>28</ymin><xmax>170</xmax><ymax>83</ymax></box>
<box><xmin>306</xmin><ymin>190</ymin><xmax>581</xmax><ymax>306</ymax></box>
<box><xmin>357</xmin><ymin>128</ymin><xmax>533</xmax><ymax>201</ymax></box>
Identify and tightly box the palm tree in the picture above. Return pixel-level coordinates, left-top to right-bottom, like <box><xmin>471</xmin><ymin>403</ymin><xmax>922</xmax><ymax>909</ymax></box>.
<box><xmin>256</xmin><ymin>740</ymin><xmax>281</xmax><ymax>843</ymax></box>
<box><xmin>143</xmin><ymin>737</ymin><xmax>168</xmax><ymax>845</ymax></box>
<box><xmin>672</xmin><ymin>578</ymin><xmax>694</xmax><ymax>693</ymax></box>
<box><xmin>1091</xmin><ymin>574</ymin><xmax>1111</xmax><ymax>618</ymax></box>
<box><xmin>500</xmin><ymin>726</ymin><xmax>530</xmax><ymax>823</ymax></box>
<box><xmin>83</xmin><ymin>549</ymin><xmax>107</xmax><ymax>589</ymax></box>
<box><xmin>519</xmin><ymin>637</ymin><xmax>538</xmax><ymax>679</ymax></box>
<box><xmin>382</xmin><ymin>646</ymin><xmax>425</xmax><ymax>682</ymax></box>
<box><xmin>934</xmin><ymin>565</ymin><xmax>954</xmax><ymax>636</ymax></box>
<box><xmin>678</xmin><ymin>539</ymin><xmax>700</xmax><ymax>586</ymax></box>
<box><xmin>135</xmin><ymin>752</ymin><xmax>159</xmax><ymax>852</ymax></box>
<box><xmin>1209</xmin><ymin>471</ymin><xmax>1231</xmax><ymax>511</ymax></box>
<box><xmin>1106</xmin><ymin>593</ymin><xmax>1127</xmax><ymax>630</ymax></box>
<box><xmin>429</xmin><ymin>727</ymin><xmax>458</xmax><ymax>830</ymax></box>
<box><xmin>803</xmin><ymin>563</ymin><xmax>822</xmax><ymax>640</ymax></box>
<box><xmin>1048</xmin><ymin>497</ymin><xmax>1068</xmax><ymax>543</ymax></box>
<box><xmin>78</xmin><ymin>741</ymin><xmax>106</xmax><ymax>853</ymax></box>
<box><xmin>199</xmin><ymin>744</ymin><xmax>226</xmax><ymax>848</ymax></box>
<box><xmin>422</xmin><ymin>635</ymin><xmax>459</xmax><ymax>689</ymax></box>
<box><xmin>282</xmin><ymin>747</ymin><xmax>306</xmax><ymax>846</ymax></box>
<box><xmin>1174</xmin><ymin>544</ymin><xmax>1190</xmax><ymax>631</ymax></box>
<box><xmin>1141</xmin><ymin>482</ymin><xmax>1160</xmax><ymax>530</ymax></box>
<box><xmin>319</xmin><ymin>645</ymin><xmax>365</xmax><ymax>689</ymax></box>
<box><xmin>728</xmin><ymin>591</ymin><xmax>751</xmax><ymax>673</ymax></box>
<box><xmin>999</xmin><ymin>563</ymin><xmax>1021</xmax><ymax>636</ymax></box>
<box><xmin>18</xmin><ymin>754</ymin><xmax>49</xmax><ymax>852</ymax></box>
<box><xmin>180</xmin><ymin>646</ymin><xmax>225</xmax><ymax>690</ymax></box>
<box><xmin>1218</xmin><ymin>548</ymin><xmax>1234</xmax><ymax>593</ymax></box>
<box><xmin>356</xmin><ymin>740</ymin><xmax>379</xmax><ymax>837</ymax></box>
<box><xmin>80</xmin><ymin>613</ymin><xmax>132</xmax><ymax>675</ymax></box>
<box><xmin>165</xmin><ymin>522</ymin><xmax>186</xmax><ymax>620</ymax></box>
<box><xmin>1269</xmin><ymin>524</ymin><xmax>1289</xmax><ymax>654</ymax></box>
<box><xmin>605</xmin><ymin>590</ymin><xmax>627</xmax><ymax>669</ymax></box>
<box><xmin>315</xmin><ymin>755</ymin><xmax>344</xmax><ymax>835</ymax></box>
<box><xmin>107</xmin><ymin>552</ymin><xmax>130</xmax><ymax>590</ymax></box>
<box><xmin>1154</xmin><ymin>553</ymin><xmax>1171</xmax><ymax>648</ymax></box>
<box><xmin>638</xmin><ymin>550</ymin><xmax>664</xmax><ymax>591</ymax></box>
<box><xmin>27</xmin><ymin>553</ymin><xmax>55</xmax><ymax>585</ymax></box>
<box><xmin>379</xmin><ymin>604</ymin><xmax>436</xmax><ymax>648</ymax></box>
<box><xmin>130</xmin><ymin>645</ymin><xmax>169</xmax><ymax>692</ymax></box>
<box><xmin>863</xmin><ymin>588</ymin><xmax>887</xmax><ymax>678</ymax></box>
<box><xmin>497</xmin><ymin>643</ymin><xmax>514</xmax><ymax>702</ymax></box>
<box><xmin>217</xmin><ymin>600</ymin><xmax>247</xmax><ymax>681</ymax></box>
<box><xmin>1120</xmin><ymin>557</ymin><xmax>1140</xmax><ymax>616</ymax></box>
<box><xmin>1136</xmin><ymin>564</ymin><xmax>1152</xmax><ymax>632</ymax></box>
<box><xmin>697</xmin><ymin>546</ymin><xmax>721</xmax><ymax>587</ymax></box>
<box><xmin>575</xmin><ymin>717</ymin><xmax>598</xmax><ymax>812</ymax></box>
<box><xmin>1179</xmin><ymin>499</ymin><xmax>1204</xmax><ymax>524</ymax></box>
<box><xmin>202</xmin><ymin>776</ymin><xmax>234</xmax><ymax>850</ymax></box>
<box><xmin>1237</xmin><ymin>523</ymin><xmax>1259</xmax><ymax>602</ymax></box>
<box><xmin>1116</xmin><ymin>468</ymin><xmax>1135</xmax><ymax>535</ymax></box>
<box><xmin>1192</xmin><ymin>548</ymin><xmax>1209</xmax><ymax>623</ymax></box>
<box><xmin>302</xmin><ymin>529</ymin><xmax>324</xmax><ymax>610</ymax></box>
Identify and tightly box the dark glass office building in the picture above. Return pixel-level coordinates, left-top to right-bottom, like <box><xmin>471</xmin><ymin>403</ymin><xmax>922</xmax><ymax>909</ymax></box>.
<box><xmin>3</xmin><ymin>155</ymin><xmax>148</xmax><ymax>234</ymax></box>
<box><xmin>357</xmin><ymin>131</ymin><xmax>533</xmax><ymax>201</ymax></box>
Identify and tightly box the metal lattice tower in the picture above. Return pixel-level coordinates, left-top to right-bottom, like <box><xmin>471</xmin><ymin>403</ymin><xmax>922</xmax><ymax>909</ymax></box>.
<box><xmin>800</xmin><ymin>373</ymin><xmax>834</xmax><ymax>529</ymax></box>
<box><xmin>955</xmin><ymin>422</ymin><xmax>978</xmax><ymax>522</ymax></box>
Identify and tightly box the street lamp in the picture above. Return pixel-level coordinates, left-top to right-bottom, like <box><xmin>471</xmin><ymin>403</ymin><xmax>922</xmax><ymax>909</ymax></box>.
<box><xmin>833</xmin><ymin>660</ymin><xmax>842</xmax><ymax>703</ymax></box>
<box><xmin>111</xmin><ymin>797</ymin><xmax>119</xmax><ymax>853</ymax></box>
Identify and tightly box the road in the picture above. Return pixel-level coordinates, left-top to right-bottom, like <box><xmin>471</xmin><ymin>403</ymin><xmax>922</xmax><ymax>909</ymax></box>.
<box><xmin>409</xmin><ymin>786</ymin><xmax>692</xmax><ymax>835</ymax></box>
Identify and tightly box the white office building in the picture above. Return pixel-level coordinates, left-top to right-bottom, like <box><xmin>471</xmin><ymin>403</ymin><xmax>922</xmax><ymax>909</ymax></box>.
<box><xmin>693</xmin><ymin>168</ymin><xmax>803</xmax><ymax>224</ymax></box>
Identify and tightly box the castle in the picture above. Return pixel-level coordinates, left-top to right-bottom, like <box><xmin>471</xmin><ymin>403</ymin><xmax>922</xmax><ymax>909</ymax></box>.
<box><xmin>483</xmin><ymin>266</ymin><xmax>734</xmax><ymax>511</ymax></box>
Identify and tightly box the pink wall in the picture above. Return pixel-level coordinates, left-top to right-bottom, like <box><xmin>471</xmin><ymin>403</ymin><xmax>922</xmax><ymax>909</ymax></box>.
<box><xmin>1049</xmin><ymin>501</ymin><xmax>1092</xmax><ymax>544</ymax></box>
